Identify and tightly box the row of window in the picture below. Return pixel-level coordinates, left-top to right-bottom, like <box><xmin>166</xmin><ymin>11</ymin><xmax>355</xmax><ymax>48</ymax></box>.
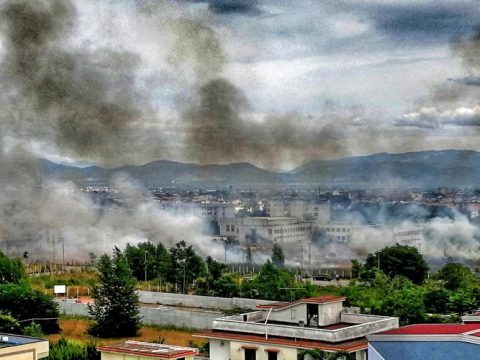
<box><xmin>395</xmin><ymin>230</ymin><xmax>423</xmax><ymax>237</ymax></box>
<box><xmin>225</xmin><ymin>225</ymin><xmax>239</xmax><ymax>233</ymax></box>
<box><xmin>324</xmin><ymin>227</ymin><xmax>350</xmax><ymax>233</ymax></box>
<box><xmin>272</xmin><ymin>226</ymin><xmax>307</xmax><ymax>234</ymax></box>
<box><xmin>244</xmin><ymin>348</ymin><xmax>277</xmax><ymax>360</ymax></box>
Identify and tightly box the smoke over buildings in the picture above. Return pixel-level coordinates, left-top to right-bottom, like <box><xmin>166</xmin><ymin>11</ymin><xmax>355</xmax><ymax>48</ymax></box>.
<box><xmin>0</xmin><ymin>0</ymin><xmax>479</xmax><ymax>263</ymax></box>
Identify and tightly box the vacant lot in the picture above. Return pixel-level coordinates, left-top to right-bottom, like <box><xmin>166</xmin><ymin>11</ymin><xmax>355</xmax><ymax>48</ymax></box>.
<box><xmin>47</xmin><ymin>319</ymin><xmax>204</xmax><ymax>347</ymax></box>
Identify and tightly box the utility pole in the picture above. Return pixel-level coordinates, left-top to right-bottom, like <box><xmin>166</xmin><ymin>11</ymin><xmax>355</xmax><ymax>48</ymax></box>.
<box><xmin>301</xmin><ymin>243</ymin><xmax>305</xmax><ymax>278</ymax></box>
<box><xmin>144</xmin><ymin>250</ymin><xmax>148</xmax><ymax>283</ymax></box>
<box><xmin>308</xmin><ymin>241</ymin><xmax>312</xmax><ymax>277</ymax></box>
<box><xmin>62</xmin><ymin>236</ymin><xmax>65</xmax><ymax>273</ymax></box>
<box><xmin>106</xmin><ymin>233</ymin><xmax>110</xmax><ymax>255</ymax></box>
<box><xmin>183</xmin><ymin>262</ymin><xmax>186</xmax><ymax>294</ymax></box>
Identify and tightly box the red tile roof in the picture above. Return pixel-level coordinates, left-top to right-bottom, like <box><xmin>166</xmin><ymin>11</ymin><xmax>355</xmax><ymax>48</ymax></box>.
<box><xmin>256</xmin><ymin>295</ymin><xmax>346</xmax><ymax>310</ymax></box>
<box><xmin>378</xmin><ymin>324</ymin><xmax>480</xmax><ymax>336</ymax></box>
<box><xmin>194</xmin><ymin>330</ymin><xmax>367</xmax><ymax>353</ymax></box>
<box><xmin>97</xmin><ymin>341</ymin><xmax>198</xmax><ymax>359</ymax></box>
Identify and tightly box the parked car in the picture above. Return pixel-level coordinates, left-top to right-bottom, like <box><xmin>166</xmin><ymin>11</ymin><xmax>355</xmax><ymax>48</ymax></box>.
<box><xmin>313</xmin><ymin>274</ymin><xmax>333</xmax><ymax>281</ymax></box>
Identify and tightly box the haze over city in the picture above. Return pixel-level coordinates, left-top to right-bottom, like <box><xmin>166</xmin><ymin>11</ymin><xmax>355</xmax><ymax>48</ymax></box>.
<box><xmin>0</xmin><ymin>0</ymin><xmax>478</xmax><ymax>265</ymax></box>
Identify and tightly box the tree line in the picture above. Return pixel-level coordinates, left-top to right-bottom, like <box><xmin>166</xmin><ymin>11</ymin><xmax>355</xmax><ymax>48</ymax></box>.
<box><xmin>346</xmin><ymin>244</ymin><xmax>480</xmax><ymax>325</ymax></box>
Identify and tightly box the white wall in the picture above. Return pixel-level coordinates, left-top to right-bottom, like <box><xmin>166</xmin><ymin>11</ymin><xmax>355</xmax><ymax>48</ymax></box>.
<box><xmin>318</xmin><ymin>302</ymin><xmax>342</xmax><ymax>326</ymax></box>
<box><xmin>229</xmin><ymin>341</ymin><xmax>297</xmax><ymax>360</ymax></box>
<box><xmin>269</xmin><ymin>304</ymin><xmax>307</xmax><ymax>324</ymax></box>
<box><xmin>210</xmin><ymin>339</ymin><xmax>231</xmax><ymax>360</ymax></box>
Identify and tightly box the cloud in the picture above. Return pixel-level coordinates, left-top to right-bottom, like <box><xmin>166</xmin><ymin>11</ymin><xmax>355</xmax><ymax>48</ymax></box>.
<box><xmin>397</xmin><ymin>106</ymin><xmax>480</xmax><ymax>128</ymax></box>
<box><xmin>184</xmin><ymin>0</ymin><xmax>262</xmax><ymax>16</ymax></box>
<box><xmin>352</xmin><ymin>1</ymin><xmax>479</xmax><ymax>44</ymax></box>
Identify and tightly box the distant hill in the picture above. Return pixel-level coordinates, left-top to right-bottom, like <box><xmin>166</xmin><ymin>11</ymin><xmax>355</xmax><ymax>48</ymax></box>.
<box><xmin>37</xmin><ymin>150</ymin><xmax>480</xmax><ymax>188</ymax></box>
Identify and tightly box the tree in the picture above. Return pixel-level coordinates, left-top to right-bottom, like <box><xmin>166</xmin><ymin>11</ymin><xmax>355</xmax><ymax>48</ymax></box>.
<box><xmin>240</xmin><ymin>261</ymin><xmax>311</xmax><ymax>301</ymax></box>
<box><xmin>448</xmin><ymin>290</ymin><xmax>477</xmax><ymax>315</ymax></box>
<box><xmin>0</xmin><ymin>251</ymin><xmax>26</xmax><ymax>284</ymax></box>
<box><xmin>205</xmin><ymin>256</ymin><xmax>225</xmax><ymax>281</ymax></box>
<box><xmin>48</xmin><ymin>338</ymin><xmax>100</xmax><ymax>360</ymax></box>
<box><xmin>124</xmin><ymin>242</ymin><xmax>171</xmax><ymax>282</ymax></box>
<box><xmin>424</xmin><ymin>282</ymin><xmax>450</xmax><ymax>314</ymax></box>
<box><xmin>378</xmin><ymin>279</ymin><xmax>426</xmax><ymax>325</ymax></box>
<box><xmin>168</xmin><ymin>241</ymin><xmax>206</xmax><ymax>293</ymax></box>
<box><xmin>0</xmin><ymin>311</ymin><xmax>20</xmax><ymax>334</ymax></box>
<box><xmin>365</xmin><ymin>244</ymin><xmax>428</xmax><ymax>284</ymax></box>
<box><xmin>88</xmin><ymin>248</ymin><xmax>141</xmax><ymax>337</ymax></box>
<box><xmin>0</xmin><ymin>283</ymin><xmax>59</xmax><ymax>333</ymax></box>
<box><xmin>22</xmin><ymin>322</ymin><xmax>44</xmax><ymax>337</ymax></box>
<box><xmin>271</xmin><ymin>243</ymin><xmax>285</xmax><ymax>267</ymax></box>
<box><xmin>435</xmin><ymin>263</ymin><xmax>478</xmax><ymax>291</ymax></box>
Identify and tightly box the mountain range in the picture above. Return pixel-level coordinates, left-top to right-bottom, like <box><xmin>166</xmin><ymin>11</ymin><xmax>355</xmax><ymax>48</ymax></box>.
<box><xmin>37</xmin><ymin>150</ymin><xmax>480</xmax><ymax>188</ymax></box>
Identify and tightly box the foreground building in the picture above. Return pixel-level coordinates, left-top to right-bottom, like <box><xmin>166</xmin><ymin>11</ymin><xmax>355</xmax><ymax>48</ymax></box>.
<box><xmin>195</xmin><ymin>295</ymin><xmax>398</xmax><ymax>360</ymax></box>
<box><xmin>97</xmin><ymin>341</ymin><xmax>199</xmax><ymax>360</ymax></box>
<box><xmin>0</xmin><ymin>334</ymin><xmax>49</xmax><ymax>360</ymax></box>
<box><xmin>367</xmin><ymin>323</ymin><xmax>480</xmax><ymax>359</ymax></box>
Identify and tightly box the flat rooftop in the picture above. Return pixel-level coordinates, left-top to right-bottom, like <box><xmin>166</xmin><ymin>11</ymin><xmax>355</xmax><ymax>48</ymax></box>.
<box><xmin>195</xmin><ymin>330</ymin><xmax>367</xmax><ymax>353</ymax></box>
<box><xmin>378</xmin><ymin>323</ymin><xmax>480</xmax><ymax>336</ymax></box>
<box><xmin>98</xmin><ymin>341</ymin><xmax>198</xmax><ymax>359</ymax></box>
<box><xmin>0</xmin><ymin>334</ymin><xmax>46</xmax><ymax>349</ymax></box>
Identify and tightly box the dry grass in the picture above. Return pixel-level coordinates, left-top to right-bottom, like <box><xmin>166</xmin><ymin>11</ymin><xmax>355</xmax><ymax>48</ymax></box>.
<box><xmin>47</xmin><ymin>319</ymin><xmax>205</xmax><ymax>347</ymax></box>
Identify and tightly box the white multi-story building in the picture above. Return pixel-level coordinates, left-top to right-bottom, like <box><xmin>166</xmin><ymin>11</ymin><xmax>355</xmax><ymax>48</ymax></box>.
<box><xmin>219</xmin><ymin>217</ymin><xmax>313</xmax><ymax>245</ymax></box>
<box><xmin>315</xmin><ymin>223</ymin><xmax>424</xmax><ymax>249</ymax></box>
<box><xmin>161</xmin><ymin>202</ymin><xmax>236</xmax><ymax>222</ymax></box>
<box><xmin>195</xmin><ymin>295</ymin><xmax>399</xmax><ymax>360</ymax></box>
<box><xmin>266</xmin><ymin>199</ymin><xmax>330</xmax><ymax>222</ymax></box>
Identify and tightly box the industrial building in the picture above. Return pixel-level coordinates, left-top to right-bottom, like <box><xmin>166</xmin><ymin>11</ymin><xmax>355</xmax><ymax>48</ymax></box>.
<box><xmin>219</xmin><ymin>217</ymin><xmax>313</xmax><ymax>245</ymax></box>
<box><xmin>195</xmin><ymin>295</ymin><xmax>398</xmax><ymax>360</ymax></box>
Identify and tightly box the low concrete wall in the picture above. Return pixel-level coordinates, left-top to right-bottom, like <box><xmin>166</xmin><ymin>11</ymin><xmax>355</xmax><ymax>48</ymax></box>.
<box><xmin>57</xmin><ymin>300</ymin><xmax>220</xmax><ymax>330</ymax></box>
<box><xmin>213</xmin><ymin>314</ymin><xmax>399</xmax><ymax>342</ymax></box>
<box><xmin>137</xmin><ymin>291</ymin><xmax>276</xmax><ymax>310</ymax></box>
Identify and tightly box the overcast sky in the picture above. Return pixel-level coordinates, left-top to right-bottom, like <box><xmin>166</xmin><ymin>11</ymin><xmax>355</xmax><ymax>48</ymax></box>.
<box><xmin>1</xmin><ymin>0</ymin><xmax>480</xmax><ymax>169</ymax></box>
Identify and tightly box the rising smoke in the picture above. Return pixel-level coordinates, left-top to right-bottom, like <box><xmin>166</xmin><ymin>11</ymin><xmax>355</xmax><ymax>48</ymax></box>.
<box><xmin>0</xmin><ymin>0</ymin><xmax>220</xmax><ymax>260</ymax></box>
<box><xmin>0</xmin><ymin>0</ymin><xmax>480</xmax><ymax>264</ymax></box>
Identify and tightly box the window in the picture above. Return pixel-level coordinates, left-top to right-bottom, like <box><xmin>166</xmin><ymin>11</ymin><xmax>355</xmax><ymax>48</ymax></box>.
<box><xmin>245</xmin><ymin>348</ymin><xmax>256</xmax><ymax>360</ymax></box>
<box><xmin>226</xmin><ymin>225</ymin><xmax>230</xmax><ymax>232</ymax></box>
<box><xmin>267</xmin><ymin>351</ymin><xmax>278</xmax><ymax>360</ymax></box>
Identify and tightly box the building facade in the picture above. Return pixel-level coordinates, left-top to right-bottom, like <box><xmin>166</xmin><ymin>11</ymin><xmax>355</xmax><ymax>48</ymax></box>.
<box><xmin>161</xmin><ymin>202</ymin><xmax>236</xmax><ymax>222</ymax></box>
<box><xmin>315</xmin><ymin>223</ymin><xmax>424</xmax><ymax>249</ymax></box>
<box><xmin>266</xmin><ymin>200</ymin><xmax>330</xmax><ymax>222</ymax></box>
<box><xmin>219</xmin><ymin>217</ymin><xmax>313</xmax><ymax>245</ymax></box>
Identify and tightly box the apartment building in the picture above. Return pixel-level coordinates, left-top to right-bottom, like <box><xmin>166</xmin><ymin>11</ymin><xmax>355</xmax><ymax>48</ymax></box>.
<box><xmin>195</xmin><ymin>295</ymin><xmax>399</xmax><ymax>360</ymax></box>
<box><xmin>219</xmin><ymin>217</ymin><xmax>313</xmax><ymax>245</ymax></box>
